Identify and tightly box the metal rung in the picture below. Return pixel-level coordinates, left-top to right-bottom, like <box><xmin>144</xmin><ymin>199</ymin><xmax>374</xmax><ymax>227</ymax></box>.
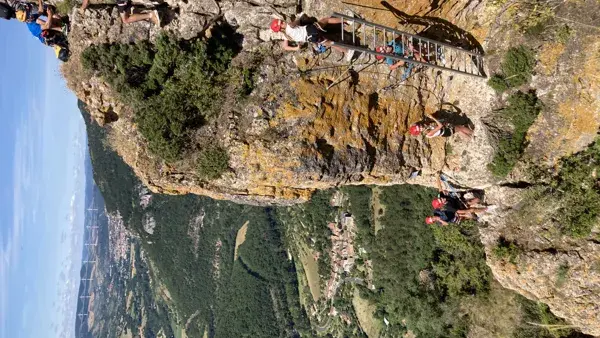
<box><xmin>330</xmin><ymin>12</ymin><xmax>486</xmax><ymax>78</ymax></box>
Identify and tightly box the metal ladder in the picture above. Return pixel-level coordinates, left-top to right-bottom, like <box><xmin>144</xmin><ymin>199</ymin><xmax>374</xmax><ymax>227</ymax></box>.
<box><xmin>330</xmin><ymin>12</ymin><xmax>486</xmax><ymax>78</ymax></box>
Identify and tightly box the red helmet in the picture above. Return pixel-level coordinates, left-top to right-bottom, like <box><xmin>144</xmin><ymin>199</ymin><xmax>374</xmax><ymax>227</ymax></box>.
<box><xmin>409</xmin><ymin>124</ymin><xmax>422</xmax><ymax>136</ymax></box>
<box><xmin>375</xmin><ymin>46</ymin><xmax>386</xmax><ymax>60</ymax></box>
<box><xmin>431</xmin><ymin>198</ymin><xmax>445</xmax><ymax>209</ymax></box>
<box><xmin>425</xmin><ymin>216</ymin><xmax>435</xmax><ymax>225</ymax></box>
<box><xmin>270</xmin><ymin>19</ymin><xmax>283</xmax><ymax>32</ymax></box>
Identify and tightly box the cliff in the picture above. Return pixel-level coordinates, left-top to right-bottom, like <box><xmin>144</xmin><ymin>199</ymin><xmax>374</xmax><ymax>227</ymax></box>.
<box><xmin>63</xmin><ymin>0</ymin><xmax>600</xmax><ymax>335</ymax></box>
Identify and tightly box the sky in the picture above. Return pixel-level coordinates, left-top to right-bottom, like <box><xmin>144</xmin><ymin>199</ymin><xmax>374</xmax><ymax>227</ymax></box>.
<box><xmin>0</xmin><ymin>19</ymin><xmax>87</xmax><ymax>338</ymax></box>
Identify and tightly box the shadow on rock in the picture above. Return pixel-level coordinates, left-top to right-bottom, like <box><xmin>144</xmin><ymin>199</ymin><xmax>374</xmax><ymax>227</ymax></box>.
<box><xmin>381</xmin><ymin>1</ymin><xmax>486</xmax><ymax>76</ymax></box>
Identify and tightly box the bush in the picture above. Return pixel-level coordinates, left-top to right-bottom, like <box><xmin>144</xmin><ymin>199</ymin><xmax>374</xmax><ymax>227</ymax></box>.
<box><xmin>431</xmin><ymin>220</ymin><xmax>491</xmax><ymax>298</ymax></box>
<box><xmin>556</xmin><ymin>263</ymin><xmax>569</xmax><ymax>287</ymax></box>
<box><xmin>488</xmin><ymin>91</ymin><xmax>542</xmax><ymax>177</ymax></box>
<box><xmin>197</xmin><ymin>147</ymin><xmax>229</xmax><ymax>180</ymax></box>
<box><xmin>488</xmin><ymin>74</ymin><xmax>510</xmax><ymax>93</ymax></box>
<box><xmin>551</xmin><ymin>140</ymin><xmax>600</xmax><ymax>237</ymax></box>
<box><xmin>492</xmin><ymin>237</ymin><xmax>521</xmax><ymax>264</ymax></box>
<box><xmin>82</xmin><ymin>31</ymin><xmax>244</xmax><ymax>163</ymax></box>
<box><xmin>488</xmin><ymin>46</ymin><xmax>535</xmax><ymax>92</ymax></box>
<box><xmin>503</xmin><ymin>46</ymin><xmax>536</xmax><ymax>87</ymax></box>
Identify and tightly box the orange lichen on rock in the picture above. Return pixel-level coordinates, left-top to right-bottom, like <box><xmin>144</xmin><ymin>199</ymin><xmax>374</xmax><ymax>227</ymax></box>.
<box><xmin>538</xmin><ymin>42</ymin><xmax>566</xmax><ymax>75</ymax></box>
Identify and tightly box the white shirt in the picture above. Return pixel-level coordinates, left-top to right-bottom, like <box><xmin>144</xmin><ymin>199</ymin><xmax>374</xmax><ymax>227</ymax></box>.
<box><xmin>284</xmin><ymin>25</ymin><xmax>308</xmax><ymax>42</ymax></box>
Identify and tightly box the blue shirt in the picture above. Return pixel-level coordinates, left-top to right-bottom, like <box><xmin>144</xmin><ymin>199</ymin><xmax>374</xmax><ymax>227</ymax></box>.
<box><xmin>385</xmin><ymin>41</ymin><xmax>405</xmax><ymax>66</ymax></box>
<box><xmin>26</xmin><ymin>22</ymin><xmax>44</xmax><ymax>44</ymax></box>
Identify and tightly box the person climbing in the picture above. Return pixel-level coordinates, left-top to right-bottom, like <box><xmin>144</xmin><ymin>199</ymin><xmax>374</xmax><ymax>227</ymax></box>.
<box><xmin>115</xmin><ymin>0</ymin><xmax>160</xmax><ymax>26</ymax></box>
<box><xmin>434</xmin><ymin>175</ymin><xmax>481</xmax><ymax>209</ymax></box>
<box><xmin>375</xmin><ymin>38</ymin><xmax>423</xmax><ymax>80</ymax></box>
<box><xmin>269</xmin><ymin>15</ymin><xmax>353</xmax><ymax>60</ymax></box>
<box><xmin>425</xmin><ymin>207</ymin><xmax>474</xmax><ymax>226</ymax></box>
<box><xmin>409</xmin><ymin>113</ymin><xmax>473</xmax><ymax>139</ymax></box>
<box><xmin>432</xmin><ymin>174</ymin><xmax>489</xmax><ymax>220</ymax></box>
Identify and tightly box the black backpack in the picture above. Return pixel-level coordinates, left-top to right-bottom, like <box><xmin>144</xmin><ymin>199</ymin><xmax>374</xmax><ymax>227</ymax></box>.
<box><xmin>0</xmin><ymin>3</ymin><xmax>15</xmax><ymax>20</ymax></box>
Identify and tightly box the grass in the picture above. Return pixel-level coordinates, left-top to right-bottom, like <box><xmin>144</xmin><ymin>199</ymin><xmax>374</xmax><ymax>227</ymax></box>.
<box><xmin>488</xmin><ymin>46</ymin><xmax>536</xmax><ymax>93</ymax></box>
<box><xmin>488</xmin><ymin>91</ymin><xmax>542</xmax><ymax>177</ymax></box>
<box><xmin>352</xmin><ymin>289</ymin><xmax>383</xmax><ymax>338</ymax></box>
<box><xmin>297</xmin><ymin>241</ymin><xmax>321</xmax><ymax>301</ymax></box>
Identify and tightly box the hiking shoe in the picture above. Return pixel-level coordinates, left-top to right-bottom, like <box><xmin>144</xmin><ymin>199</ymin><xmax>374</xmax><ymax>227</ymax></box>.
<box><xmin>151</xmin><ymin>10</ymin><xmax>161</xmax><ymax>26</ymax></box>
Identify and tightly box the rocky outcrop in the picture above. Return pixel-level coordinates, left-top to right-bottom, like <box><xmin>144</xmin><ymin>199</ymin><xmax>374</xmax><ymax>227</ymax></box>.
<box><xmin>481</xmin><ymin>185</ymin><xmax>600</xmax><ymax>336</ymax></box>
<box><xmin>62</xmin><ymin>0</ymin><xmax>600</xmax><ymax>334</ymax></box>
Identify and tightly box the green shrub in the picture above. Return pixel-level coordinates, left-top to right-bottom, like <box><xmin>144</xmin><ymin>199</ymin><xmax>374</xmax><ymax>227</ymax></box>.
<box><xmin>514</xmin><ymin>296</ymin><xmax>578</xmax><ymax>338</ymax></box>
<box><xmin>556</xmin><ymin>25</ymin><xmax>572</xmax><ymax>43</ymax></box>
<box><xmin>555</xmin><ymin>263</ymin><xmax>569</xmax><ymax>287</ymax></box>
<box><xmin>502</xmin><ymin>46</ymin><xmax>536</xmax><ymax>88</ymax></box>
<box><xmin>82</xmin><ymin>31</ymin><xmax>244</xmax><ymax>163</ymax></box>
<box><xmin>488</xmin><ymin>46</ymin><xmax>535</xmax><ymax>92</ymax></box>
<box><xmin>551</xmin><ymin>140</ymin><xmax>600</xmax><ymax>237</ymax></box>
<box><xmin>488</xmin><ymin>74</ymin><xmax>510</xmax><ymax>93</ymax></box>
<box><xmin>492</xmin><ymin>237</ymin><xmax>521</xmax><ymax>264</ymax></box>
<box><xmin>431</xmin><ymin>220</ymin><xmax>491</xmax><ymax>298</ymax></box>
<box><xmin>197</xmin><ymin>147</ymin><xmax>229</xmax><ymax>179</ymax></box>
<box><xmin>488</xmin><ymin>91</ymin><xmax>542</xmax><ymax>177</ymax></box>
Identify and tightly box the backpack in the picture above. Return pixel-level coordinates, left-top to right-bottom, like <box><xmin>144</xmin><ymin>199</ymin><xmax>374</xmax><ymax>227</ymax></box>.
<box><xmin>0</xmin><ymin>3</ymin><xmax>15</xmax><ymax>20</ymax></box>
<box><xmin>54</xmin><ymin>45</ymin><xmax>69</xmax><ymax>62</ymax></box>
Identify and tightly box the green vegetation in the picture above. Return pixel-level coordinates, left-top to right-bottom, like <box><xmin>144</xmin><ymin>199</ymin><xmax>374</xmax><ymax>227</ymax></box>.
<box><xmin>548</xmin><ymin>140</ymin><xmax>600</xmax><ymax>237</ymax></box>
<box><xmin>351</xmin><ymin>185</ymin><xmax>491</xmax><ymax>337</ymax></box>
<box><xmin>80</xmin><ymin>102</ymin><xmax>310</xmax><ymax>337</ymax></box>
<box><xmin>489</xmin><ymin>91</ymin><xmax>543</xmax><ymax>177</ymax></box>
<box><xmin>197</xmin><ymin>146</ymin><xmax>229</xmax><ymax>179</ymax></box>
<box><xmin>81</xmin><ymin>29</ymin><xmax>250</xmax><ymax>176</ymax></box>
<box><xmin>488</xmin><ymin>74</ymin><xmax>510</xmax><ymax>93</ymax></box>
<box><xmin>55</xmin><ymin>0</ymin><xmax>76</xmax><ymax>15</ymax></box>
<box><xmin>431</xmin><ymin>220</ymin><xmax>491</xmax><ymax>298</ymax></box>
<box><xmin>556</xmin><ymin>263</ymin><xmax>570</xmax><ymax>288</ymax></box>
<box><xmin>488</xmin><ymin>46</ymin><xmax>536</xmax><ymax>93</ymax></box>
<box><xmin>556</xmin><ymin>25</ymin><xmax>573</xmax><ymax>43</ymax></box>
<box><xmin>493</xmin><ymin>237</ymin><xmax>522</xmax><ymax>264</ymax></box>
<box><xmin>514</xmin><ymin>295</ymin><xmax>584</xmax><ymax>338</ymax></box>
<box><xmin>278</xmin><ymin>190</ymin><xmax>335</xmax><ymax>277</ymax></box>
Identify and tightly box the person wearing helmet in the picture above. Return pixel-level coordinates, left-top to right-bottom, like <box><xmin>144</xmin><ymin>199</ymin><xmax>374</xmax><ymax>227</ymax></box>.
<box><xmin>408</xmin><ymin>114</ymin><xmax>472</xmax><ymax>138</ymax></box>
<box><xmin>269</xmin><ymin>16</ymin><xmax>350</xmax><ymax>57</ymax></box>
<box><xmin>425</xmin><ymin>208</ymin><xmax>465</xmax><ymax>226</ymax></box>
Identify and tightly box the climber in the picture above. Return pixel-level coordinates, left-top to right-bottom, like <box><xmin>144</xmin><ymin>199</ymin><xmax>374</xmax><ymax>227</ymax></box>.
<box><xmin>434</xmin><ymin>175</ymin><xmax>482</xmax><ymax>210</ymax></box>
<box><xmin>425</xmin><ymin>207</ymin><xmax>474</xmax><ymax>226</ymax></box>
<box><xmin>270</xmin><ymin>15</ymin><xmax>353</xmax><ymax>60</ymax></box>
<box><xmin>409</xmin><ymin>113</ymin><xmax>473</xmax><ymax>139</ymax></box>
<box><xmin>115</xmin><ymin>0</ymin><xmax>160</xmax><ymax>26</ymax></box>
<box><xmin>375</xmin><ymin>38</ymin><xmax>423</xmax><ymax>80</ymax></box>
<box><xmin>17</xmin><ymin>0</ymin><xmax>65</xmax><ymax>34</ymax></box>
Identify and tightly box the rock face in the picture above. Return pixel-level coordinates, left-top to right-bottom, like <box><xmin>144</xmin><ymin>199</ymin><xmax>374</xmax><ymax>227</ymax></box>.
<box><xmin>62</xmin><ymin>0</ymin><xmax>600</xmax><ymax>334</ymax></box>
<box><xmin>481</xmin><ymin>186</ymin><xmax>600</xmax><ymax>336</ymax></box>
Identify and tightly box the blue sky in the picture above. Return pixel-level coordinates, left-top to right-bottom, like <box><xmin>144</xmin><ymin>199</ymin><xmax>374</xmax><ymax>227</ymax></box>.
<box><xmin>0</xmin><ymin>20</ymin><xmax>86</xmax><ymax>338</ymax></box>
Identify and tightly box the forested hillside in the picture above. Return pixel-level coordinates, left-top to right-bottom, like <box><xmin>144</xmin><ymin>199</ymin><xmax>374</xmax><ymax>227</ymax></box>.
<box><xmin>81</xmin><ymin>100</ymin><xmax>591</xmax><ymax>337</ymax></box>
